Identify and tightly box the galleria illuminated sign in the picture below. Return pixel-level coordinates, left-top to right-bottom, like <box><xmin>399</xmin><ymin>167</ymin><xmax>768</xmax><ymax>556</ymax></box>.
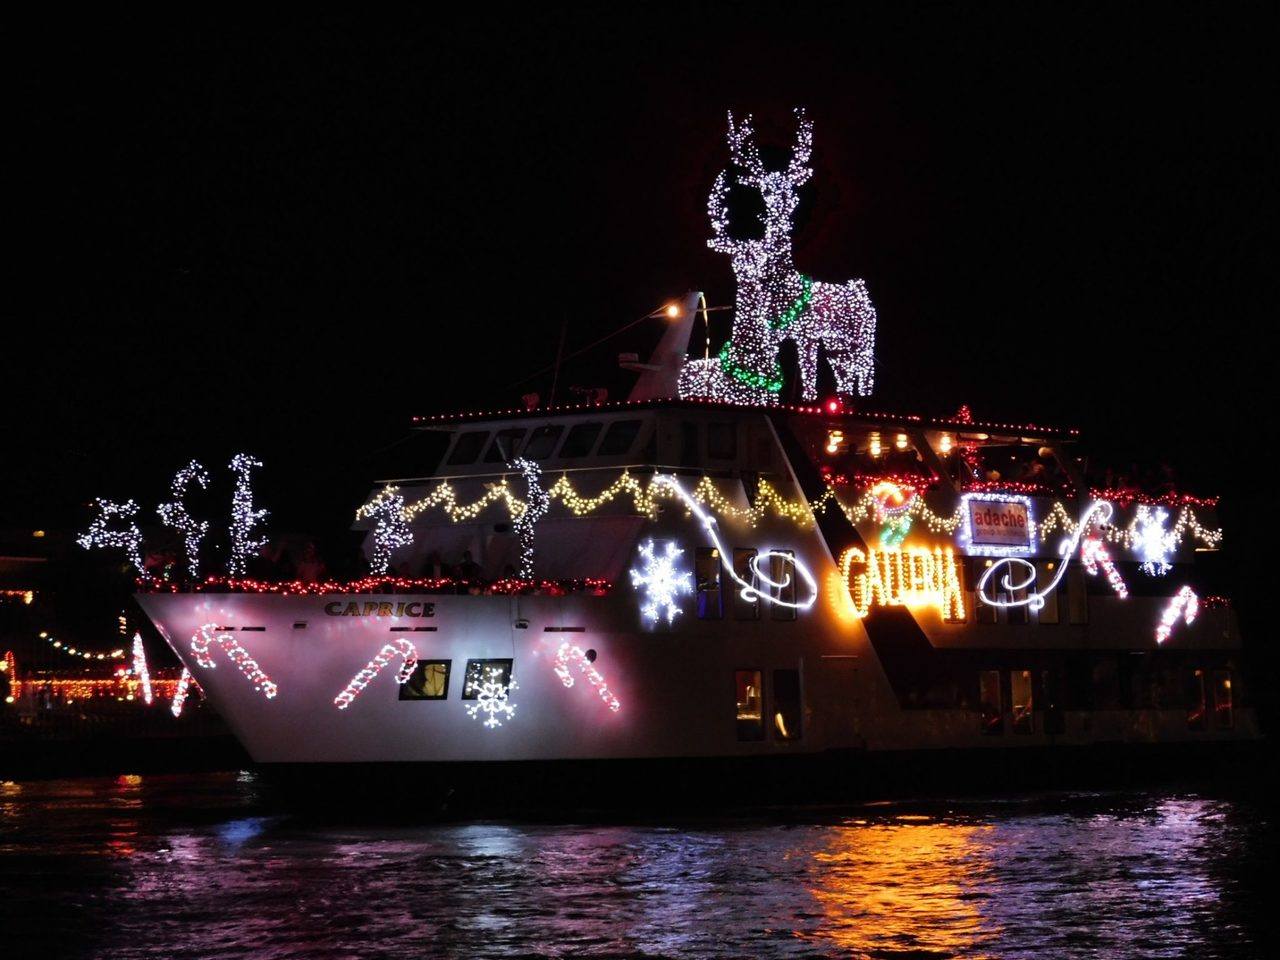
<box><xmin>838</xmin><ymin>545</ymin><xmax>965</xmax><ymax>621</ymax></box>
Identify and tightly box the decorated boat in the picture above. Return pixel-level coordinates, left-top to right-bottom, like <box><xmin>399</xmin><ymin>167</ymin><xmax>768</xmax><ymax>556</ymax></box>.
<box><xmin>120</xmin><ymin>110</ymin><xmax>1252</xmax><ymax>796</ymax></box>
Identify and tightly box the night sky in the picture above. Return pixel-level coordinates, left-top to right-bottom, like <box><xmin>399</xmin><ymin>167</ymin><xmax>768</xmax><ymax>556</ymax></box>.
<box><xmin>7</xmin><ymin>9</ymin><xmax>1273</xmax><ymax>606</ymax></box>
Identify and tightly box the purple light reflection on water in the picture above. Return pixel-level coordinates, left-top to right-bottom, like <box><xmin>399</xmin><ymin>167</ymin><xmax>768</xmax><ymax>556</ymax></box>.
<box><xmin>0</xmin><ymin>773</ymin><xmax>1269</xmax><ymax>959</ymax></box>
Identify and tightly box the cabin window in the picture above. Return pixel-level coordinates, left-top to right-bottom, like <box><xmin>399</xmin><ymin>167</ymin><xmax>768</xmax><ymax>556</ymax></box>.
<box><xmin>1092</xmin><ymin>656</ymin><xmax>1122</xmax><ymax>710</ymax></box>
<box><xmin>1036</xmin><ymin>561</ymin><xmax>1061</xmax><ymax>624</ymax></box>
<box><xmin>732</xmin><ymin>549</ymin><xmax>759</xmax><ymax>620</ymax></box>
<box><xmin>707</xmin><ymin>422</ymin><xmax>738</xmax><ymax>460</ymax></box>
<box><xmin>598</xmin><ymin>419</ymin><xmax>642</xmax><ymax>455</ymax></box>
<box><xmin>462</xmin><ymin>659</ymin><xmax>513</xmax><ymax>699</ymax></box>
<box><xmin>447</xmin><ymin>431</ymin><xmax>489</xmax><ymax>465</ymax></box>
<box><xmin>1187</xmin><ymin>669</ymin><xmax>1207</xmax><ymax>731</ymax></box>
<box><xmin>1042</xmin><ymin>669</ymin><xmax>1065</xmax><ymax>735</ymax></box>
<box><xmin>979</xmin><ymin>669</ymin><xmax>1003</xmax><ymax>735</ymax></box>
<box><xmin>560</xmin><ymin>422</ymin><xmax>603</xmax><ymax>458</ymax></box>
<box><xmin>523</xmin><ymin>426</ymin><xmax>564</xmax><ymax>460</ymax></box>
<box><xmin>1067</xmin><ymin>565</ymin><xmax>1089</xmax><ymax>623</ymax></box>
<box><xmin>483</xmin><ymin>428</ymin><xmax>527</xmax><ymax>463</ymax></box>
<box><xmin>1006</xmin><ymin>581</ymin><xmax>1029</xmax><ymax>624</ymax></box>
<box><xmin>735</xmin><ymin>669</ymin><xmax>764</xmax><ymax>741</ymax></box>
<box><xmin>696</xmin><ymin>548</ymin><xmax>723</xmax><ymax>619</ymax></box>
<box><xmin>1212</xmin><ymin>670</ymin><xmax>1233</xmax><ymax>729</ymax></box>
<box><xmin>769</xmin><ymin>551</ymin><xmax>797</xmax><ymax>621</ymax></box>
<box><xmin>1011</xmin><ymin>669</ymin><xmax>1034</xmax><ymax>734</ymax></box>
<box><xmin>399</xmin><ymin>660</ymin><xmax>451</xmax><ymax>700</ymax></box>
<box><xmin>679</xmin><ymin>422</ymin><xmax>700</xmax><ymax>466</ymax></box>
<box><xmin>772</xmin><ymin>669</ymin><xmax>803</xmax><ymax>740</ymax></box>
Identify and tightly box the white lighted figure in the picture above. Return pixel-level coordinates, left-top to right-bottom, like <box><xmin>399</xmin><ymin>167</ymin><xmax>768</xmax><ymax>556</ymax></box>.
<box><xmin>464</xmin><ymin>667</ymin><xmax>518</xmax><ymax>729</ymax></box>
<box><xmin>631</xmin><ymin>539</ymin><xmax>694</xmax><ymax>624</ymax></box>
<box><xmin>355</xmin><ymin>486</ymin><xmax>413</xmax><ymax>575</ymax></box>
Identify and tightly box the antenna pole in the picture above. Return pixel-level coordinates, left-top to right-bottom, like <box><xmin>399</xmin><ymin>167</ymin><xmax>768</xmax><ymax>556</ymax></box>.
<box><xmin>548</xmin><ymin>316</ymin><xmax>568</xmax><ymax>407</ymax></box>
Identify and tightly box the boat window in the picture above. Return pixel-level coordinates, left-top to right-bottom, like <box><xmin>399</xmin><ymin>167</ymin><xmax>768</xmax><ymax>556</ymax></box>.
<box><xmin>399</xmin><ymin>660</ymin><xmax>451</xmax><ymax>700</ymax></box>
<box><xmin>679</xmin><ymin>422</ymin><xmax>699</xmax><ymax>466</ymax></box>
<box><xmin>772</xmin><ymin>669</ymin><xmax>802</xmax><ymax>740</ymax></box>
<box><xmin>707</xmin><ymin>422</ymin><xmax>737</xmax><ymax>460</ymax></box>
<box><xmin>769</xmin><ymin>551</ymin><xmax>797</xmax><ymax>621</ymax></box>
<box><xmin>696</xmin><ymin>548</ymin><xmax>723</xmax><ymax>619</ymax></box>
<box><xmin>523</xmin><ymin>426</ymin><xmax>564</xmax><ymax>460</ymax></box>
<box><xmin>1212</xmin><ymin>670</ymin><xmax>1233</xmax><ymax>729</ymax></box>
<box><xmin>447</xmin><ymin>431</ymin><xmax>489</xmax><ymax>465</ymax></box>
<box><xmin>1011</xmin><ymin>669</ymin><xmax>1034</xmax><ymax>733</ymax></box>
<box><xmin>1186</xmin><ymin>669</ymin><xmax>1207</xmax><ymax>730</ymax></box>
<box><xmin>1035</xmin><ymin>561</ymin><xmax>1061</xmax><ymax>624</ymax></box>
<box><xmin>732</xmin><ymin>549</ymin><xmax>759</xmax><ymax>620</ymax></box>
<box><xmin>979</xmin><ymin>669</ymin><xmax>1003</xmax><ymax>734</ymax></box>
<box><xmin>462</xmin><ymin>658</ymin><xmax>513</xmax><ymax>699</ymax></box>
<box><xmin>559</xmin><ymin>422</ymin><xmax>603</xmax><ymax>458</ymax></box>
<box><xmin>598</xmin><ymin>419</ymin><xmax>642</xmax><ymax>455</ymax></box>
<box><xmin>484</xmin><ymin>428</ymin><xmax>527</xmax><ymax>463</ymax></box>
<box><xmin>735</xmin><ymin>669</ymin><xmax>764</xmax><ymax>741</ymax></box>
<box><xmin>1042</xmin><ymin>669</ymin><xmax>1065</xmax><ymax>735</ymax></box>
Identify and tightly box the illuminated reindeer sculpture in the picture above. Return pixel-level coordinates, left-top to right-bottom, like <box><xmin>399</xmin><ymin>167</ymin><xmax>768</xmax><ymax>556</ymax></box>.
<box><xmin>678</xmin><ymin>109</ymin><xmax>877</xmax><ymax>404</ymax></box>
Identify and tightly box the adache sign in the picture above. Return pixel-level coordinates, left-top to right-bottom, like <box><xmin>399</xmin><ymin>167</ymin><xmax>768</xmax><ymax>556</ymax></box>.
<box><xmin>962</xmin><ymin>495</ymin><xmax>1034</xmax><ymax>554</ymax></box>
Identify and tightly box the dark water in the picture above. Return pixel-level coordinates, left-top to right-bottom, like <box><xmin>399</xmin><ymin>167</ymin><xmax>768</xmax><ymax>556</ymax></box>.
<box><xmin>0</xmin><ymin>773</ymin><xmax>1273</xmax><ymax>959</ymax></box>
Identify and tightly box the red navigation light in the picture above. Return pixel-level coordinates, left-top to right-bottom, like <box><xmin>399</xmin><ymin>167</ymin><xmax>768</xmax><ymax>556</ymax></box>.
<box><xmin>825</xmin><ymin>398</ymin><xmax>842</xmax><ymax>414</ymax></box>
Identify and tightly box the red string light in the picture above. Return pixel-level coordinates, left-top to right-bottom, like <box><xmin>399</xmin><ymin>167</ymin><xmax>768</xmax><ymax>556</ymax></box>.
<box><xmin>140</xmin><ymin>574</ymin><xmax>612</xmax><ymax>597</ymax></box>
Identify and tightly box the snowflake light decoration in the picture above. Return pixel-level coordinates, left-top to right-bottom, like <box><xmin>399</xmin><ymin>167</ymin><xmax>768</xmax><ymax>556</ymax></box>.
<box><xmin>228</xmin><ymin>454</ymin><xmax>269</xmax><ymax>577</ymax></box>
<box><xmin>464</xmin><ymin>666</ymin><xmax>518</xmax><ymax>729</ymax></box>
<box><xmin>355</xmin><ymin>486</ymin><xmax>413</xmax><ymax>575</ymax></box>
<box><xmin>157</xmin><ymin>460</ymin><xmax>210</xmax><ymax>578</ymax></box>
<box><xmin>679</xmin><ymin>108</ymin><xmax>877</xmax><ymax>405</ymax></box>
<box><xmin>1133</xmin><ymin>505</ymin><xmax>1175</xmax><ymax>576</ymax></box>
<box><xmin>77</xmin><ymin>498</ymin><xmax>145</xmax><ymax>576</ymax></box>
<box><xmin>630</xmin><ymin>539</ymin><xmax>693</xmax><ymax>624</ymax></box>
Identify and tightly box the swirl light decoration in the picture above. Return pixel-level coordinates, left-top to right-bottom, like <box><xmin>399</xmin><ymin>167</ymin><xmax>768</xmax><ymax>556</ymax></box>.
<box><xmin>190</xmin><ymin>623</ymin><xmax>277</xmax><ymax>699</ymax></box>
<box><xmin>978</xmin><ymin>501</ymin><xmax>1114</xmax><ymax>611</ymax></box>
<box><xmin>156</xmin><ymin>460</ymin><xmax>210</xmax><ymax>578</ymax></box>
<box><xmin>333</xmin><ymin>639</ymin><xmax>417</xmax><ymax>710</ymax></box>
<box><xmin>651</xmin><ymin>475</ymin><xmax>817</xmax><ymax>611</ymax></box>
<box><xmin>678</xmin><ymin>108</ymin><xmax>876</xmax><ymax>405</ymax></box>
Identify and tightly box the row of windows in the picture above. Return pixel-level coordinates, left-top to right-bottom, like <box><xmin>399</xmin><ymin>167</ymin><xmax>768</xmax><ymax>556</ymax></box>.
<box><xmin>398</xmin><ymin>657</ymin><xmax>513</xmax><ymax>701</ymax></box>
<box><xmin>697</xmin><ymin>549</ymin><xmax>798</xmax><ymax>621</ymax></box>
<box><xmin>734</xmin><ymin>668</ymin><xmax>803</xmax><ymax>741</ymax></box>
<box><xmin>976</xmin><ymin>666</ymin><xmax>1235</xmax><ymax>734</ymax></box>
<box><xmin>446</xmin><ymin>420</ymin><xmax>644</xmax><ymax>466</ymax></box>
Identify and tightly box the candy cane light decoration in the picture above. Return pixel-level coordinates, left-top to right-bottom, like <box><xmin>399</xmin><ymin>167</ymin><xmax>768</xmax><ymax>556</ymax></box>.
<box><xmin>553</xmin><ymin>642</ymin><xmax>621</xmax><ymax>712</ymax></box>
<box><xmin>333</xmin><ymin>639</ymin><xmax>417</xmax><ymax>710</ymax></box>
<box><xmin>131</xmin><ymin>633</ymin><xmax>153</xmax><ymax>705</ymax></box>
<box><xmin>1155</xmin><ymin>586</ymin><xmax>1199</xmax><ymax>645</ymax></box>
<box><xmin>190</xmin><ymin>623</ymin><xmax>277</xmax><ymax>699</ymax></box>
<box><xmin>171</xmin><ymin>667</ymin><xmax>196</xmax><ymax>717</ymax></box>
<box><xmin>652</xmin><ymin>475</ymin><xmax>817</xmax><ymax>611</ymax></box>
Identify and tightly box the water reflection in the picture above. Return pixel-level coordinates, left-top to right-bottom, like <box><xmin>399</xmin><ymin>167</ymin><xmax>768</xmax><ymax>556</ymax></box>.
<box><xmin>0</xmin><ymin>774</ymin><xmax>1267</xmax><ymax>959</ymax></box>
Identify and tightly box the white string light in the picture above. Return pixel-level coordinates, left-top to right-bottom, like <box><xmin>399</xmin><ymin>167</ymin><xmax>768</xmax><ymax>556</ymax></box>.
<box><xmin>978</xmin><ymin>501</ymin><xmax>1114</xmax><ymax>610</ymax></box>
<box><xmin>170</xmin><ymin>667</ymin><xmax>196</xmax><ymax>718</ymax></box>
<box><xmin>1081</xmin><ymin>536</ymin><xmax>1129</xmax><ymax>599</ymax></box>
<box><xmin>157</xmin><ymin>460</ymin><xmax>210</xmax><ymax>578</ymax></box>
<box><xmin>464</xmin><ymin>666</ymin><xmax>517</xmax><ymax>729</ymax></box>
<box><xmin>509</xmin><ymin>458</ymin><xmax>549</xmax><ymax>579</ymax></box>
<box><xmin>190</xmin><ymin>622</ymin><xmax>277</xmax><ymax>699</ymax></box>
<box><xmin>333</xmin><ymin>639</ymin><xmax>417</xmax><ymax>710</ymax></box>
<box><xmin>227</xmin><ymin>454</ymin><xmax>269</xmax><ymax>577</ymax></box>
<box><xmin>679</xmin><ymin>107</ymin><xmax>876</xmax><ymax>404</ymax></box>
<box><xmin>76</xmin><ymin>499</ymin><xmax>145</xmax><ymax>576</ymax></box>
<box><xmin>355</xmin><ymin>486</ymin><xmax>413</xmax><ymax>575</ymax></box>
<box><xmin>1133</xmin><ymin>505</ymin><xmax>1175</xmax><ymax>576</ymax></box>
<box><xmin>131</xmin><ymin>633</ymin><xmax>152</xmax><ymax>706</ymax></box>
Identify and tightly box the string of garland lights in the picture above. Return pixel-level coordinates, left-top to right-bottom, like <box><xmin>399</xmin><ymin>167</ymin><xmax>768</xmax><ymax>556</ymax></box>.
<box><xmin>77</xmin><ymin>499</ymin><xmax>146</xmax><ymax>576</ymax></box>
<box><xmin>334</xmin><ymin>640</ymin><xmax>417</xmax><ymax>710</ymax></box>
<box><xmin>143</xmin><ymin>574</ymin><xmax>612</xmax><ymax>596</ymax></box>
<box><xmin>678</xmin><ymin>108</ymin><xmax>876</xmax><ymax>405</ymax></box>
<box><xmin>553</xmin><ymin>642</ymin><xmax>621</xmax><ymax>712</ymax></box>
<box><xmin>37</xmin><ymin>630</ymin><xmax>126</xmax><ymax>661</ymax></box>
<box><xmin>1037</xmin><ymin>500</ymin><xmax>1221</xmax><ymax>553</ymax></box>
<box><xmin>1156</xmin><ymin>586</ymin><xmax>1200</xmax><ymax>645</ymax></box>
<box><xmin>227</xmin><ymin>454</ymin><xmax>269</xmax><ymax>578</ymax></box>
<box><xmin>190</xmin><ymin>623</ymin><xmax>277</xmax><ymax>699</ymax></box>
<box><xmin>355</xmin><ymin>486</ymin><xmax>414</xmax><ymax>575</ymax></box>
<box><xmin>156</xmin><ymin>460</ymin><xmax>210</xmax><ymax>578</ymax></box>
